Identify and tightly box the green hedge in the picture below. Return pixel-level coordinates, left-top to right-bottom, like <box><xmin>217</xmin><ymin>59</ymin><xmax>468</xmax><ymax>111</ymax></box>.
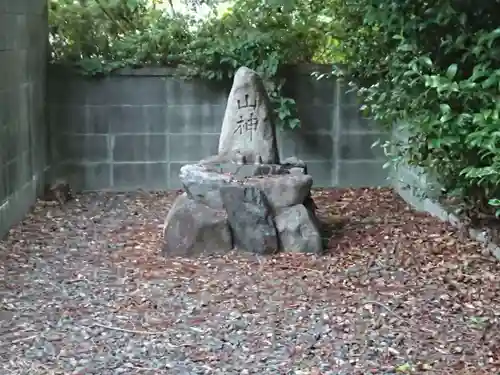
<box><xmin>333</xmin><ymin>0</ymin><xmax>500</xmax><ymax>217</ymax></box>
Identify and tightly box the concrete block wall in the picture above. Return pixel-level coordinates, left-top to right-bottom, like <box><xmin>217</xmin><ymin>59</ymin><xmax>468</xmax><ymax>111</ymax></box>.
<box><xmin>0</xmin><ymin>0</ymin><xmax>49</xmax><ymax>237</ymax></box>
<box><xmin>47</xmin><ymin>65</ymin><xmax>389</xmax><ymax>191</ymax></box>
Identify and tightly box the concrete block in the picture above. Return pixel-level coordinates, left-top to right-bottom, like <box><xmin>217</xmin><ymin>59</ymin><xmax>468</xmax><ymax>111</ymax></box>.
<box><xmin>167</xmin><ymin>162</ymin><xmax>184</xmax><ymax>189</ymax></box>
<box><xmin>6</xmin><ymin>159</ymin><xmax>18</xmax><ymax>193</ymax></box>
<box><xmin>19</xmin><ymin>151</ymin><xmax>31</xmax><ymax>187</ymax></box>
<box><xmin>59</xmin><ymin>134</ymin><xmax>109</xmax><ymax>162</ymax></box>
<box><xmin>107</xmin><ymin>106</ymin><xmax>147</xmax><ymax>134</ymax></box>
<box><xmin>112</xmin><ymin>134</ymin><xmax>168</xmax><ymax>162</ymax></box>
<box><xmin>144</xmin><ymin>105</ymin><xmax>168</xmax><ymax>133</ymax></box>
<box><xmin>337</xmin><ymin>80</ymin><xmax>361</xmax><ymax>107</ymax></box>
<box><xmin>0</xmin><ymin>15</ymin><xmax>12</xmax><ymax>51</ymax></box>
<box><xmin>306</xmin><ymin>161</ymin><xmax>334</xmax><ymax>188</ymax></box>
<box><xmin>165</xmin><ymin>78</ymin><xmax>227</xmax><ymax>106</ymax></box>
<box><xmin>113</xmin><ymin>163</ymin><xmax>146</xmax><ymax>190</ymax></box>
<box><xmin>144</xmin><ymin>162</ymin><xmax>169</xmax><ymax>190</ymax></box>
<box><xmin>86</xmin><ymin>106</ymin><xmax>110</xmax><ymax>134</ymax></box>
<box><xmin>0</xmin><ymin>179</ymin><xmax>38</xmax><ymax>240</ymax></box>
<box><xmin>0</xmin><ymin>126</ymin><xmax>7</xmax><ymax>163</ymax></box>
<box><xmin>14</xmin><ymin>15</ymin><xmax>28</xmax><ymax>49</ymax></box>
<box><xmin>47</xmin><ymin>76</ymin><xmax>89</xmax><ymax>105</ymax></box>
<box><xmin>62</xmin><ymin>162</ymin><xmax>112</xmax><ymax>191</ymax></box>
<box><xmin>86</xmin><ymin>76</ymin><xmax>167</xmax><ymax>106</ymax></box>
<box><xmin>338</xmin><ymin>160</ymin><xmax>390</xmax><ymax>188</ymax></box>
<box><xmin>5</xmin><ymin>125</ymin><xmax>17</xmax><ymax>161</ymax></box>
<box><xmin>168</xmin><ymin>134</ymin><xmax>219</xmax><ymax>162</ymax></box>
<box><xmin>340</xmin><ymin>105</ymin><xmax>378</xmax><ymax>133</ymax></box>
<box><xmin>49</xmin><ymin>105</ymin><xmax>87</xmax><ymax>134</ymax></box>
<box><xmin>0</xmin><ymin>52</ymin><xmax>24</xmax><ymax>90</ymax></box>
<box><xmin>295</xmin><ymin>103</ymin><xmax>334</xmax><ymax>133</ymax></box>
<box><xmin>0</xmin><ymin>165</ymin><xmax>7</xmax><ymax>205</ymax></box>
<box><xmin>339</xmin><ymin>133</ymin><xmax>388</xmax><ymax>160</ymax></box>
<box><xmin>112</xmin><ymin>162</ymin><xmax>167</xmax><ymax>190</ymax></box>
<box><xmin>167</xmin><ymin>104</ymin><xmax>225</xmax><ymax>134</ymax></box>
<box><xmin>279</xmin><ymin>130</ymin><xmax>334</xmax><ymax>162</ymax></box>
<box><xmin>284</xmin><ymin>73</ymin><xmax>336</xmax><ymax>106</ymax></box>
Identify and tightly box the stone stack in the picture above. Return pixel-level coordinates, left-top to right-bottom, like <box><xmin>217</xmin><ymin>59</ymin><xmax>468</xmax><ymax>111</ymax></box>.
<box><xmin>162</xmin><ymin>67</ymin><xmax>323</xmax><ymax>257</ymax></box>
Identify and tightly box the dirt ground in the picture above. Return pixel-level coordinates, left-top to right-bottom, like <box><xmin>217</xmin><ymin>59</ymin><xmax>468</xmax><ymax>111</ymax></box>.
<box><xmin>0</xmin><ymin>187</ymin><xmax>499</xmax><ymax>375</ymax></box>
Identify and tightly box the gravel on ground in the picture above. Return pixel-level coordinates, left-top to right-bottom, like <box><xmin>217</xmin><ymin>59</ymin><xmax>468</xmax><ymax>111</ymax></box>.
<box><xmin>0</xmin><ymin>187</ymin><xmax>499</xmax><ymax>375</ymax></box>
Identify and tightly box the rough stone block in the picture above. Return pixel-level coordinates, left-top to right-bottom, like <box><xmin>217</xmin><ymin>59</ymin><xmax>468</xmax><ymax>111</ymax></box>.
<box><xmin>244</xmin><ymin>173</ymin><xmax>313</xmax><ymax>210</ymax></box>
<box><xmin>162</xmin><ymin>193</ymin><xmax>233</xmax><ymax>257</ymax></box>
<box><xmin>179</xmin><ymin>164</ymin><xmax>234</xmax><ymax>209</ymax></box>
<box><xmin>275</xmin><ymin>204</ymin><xmax>323</xmax><ymax>254</ymax></box>
<box><xmin>220</xmin><ymin>185</ymin><xmax>278</xmax><ymax>255</ymax></box>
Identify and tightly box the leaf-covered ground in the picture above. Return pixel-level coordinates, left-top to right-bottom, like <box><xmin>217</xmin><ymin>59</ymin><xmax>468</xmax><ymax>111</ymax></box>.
<box><xmin>0</xmin><ymin>187</ymin><xmax>499</xmax><ymax>375</ymax></box>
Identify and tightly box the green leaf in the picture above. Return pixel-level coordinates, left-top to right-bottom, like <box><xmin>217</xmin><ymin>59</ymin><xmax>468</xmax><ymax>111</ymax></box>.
<box><xmin>421</xmin><ymin>56</ymin><xmax>433</xmax><ymax>67</ymax></box>
<box><xmin>439</xmin><ymin>103</ymin><xmax>451</xmax><ymax>113</ymax></box>
<box><xmin>446</xmin><ymin>64</ymin><xmax>458</xmax><ymax>80</ymax></box>
<box><xmin>398</xmin><ymin>44</ymin><xmax>413</xmax><ymax>52</ymax></box>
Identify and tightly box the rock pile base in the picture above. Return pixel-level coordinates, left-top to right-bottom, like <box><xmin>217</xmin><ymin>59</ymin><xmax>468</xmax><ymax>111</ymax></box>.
<box><xmin>162</xmin><ymin>66</ymin><xmax>323</xmax><ymax>257</ymax></box>
<box><xmin>163</xmin><ymin>158</ymin><xmax>323</xmax><ymax>256</ymax></box>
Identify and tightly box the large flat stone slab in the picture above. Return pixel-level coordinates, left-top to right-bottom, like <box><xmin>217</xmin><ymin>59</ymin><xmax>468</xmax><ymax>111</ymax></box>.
<box><xmin>179</xmin><ymin>164</ymin><xmax>236</xmax><ymax>209</ymax></box>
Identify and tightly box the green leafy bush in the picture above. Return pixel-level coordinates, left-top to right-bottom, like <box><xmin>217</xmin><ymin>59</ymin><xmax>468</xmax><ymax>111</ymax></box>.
<box><xmin>49</xmin><ymin>0</ymin><xmax>337</xmax><ymax>129</ymax></box>
<box><xmin>49</xmin><ymin>0</ymin><xmax>195</xmax><ymax>74</ymax></box>
<box><xmin>329</xmin><ymin>0</ymin><xmax>500</xmax><ymax>216</ymax></box>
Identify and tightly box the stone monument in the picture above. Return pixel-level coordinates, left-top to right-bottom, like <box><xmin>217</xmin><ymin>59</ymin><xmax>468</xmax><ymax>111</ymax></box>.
<box><xmin>162</xmin><ymin>67</ymin><xmax>323</xmax><ymax>257</ymax></box>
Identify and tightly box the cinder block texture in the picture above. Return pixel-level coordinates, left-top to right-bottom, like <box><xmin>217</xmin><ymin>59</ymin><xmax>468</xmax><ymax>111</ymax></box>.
<box><xmin>0</xmin><ymin>0</ymin><xmax>50</xmax><ymax>238</ymax></box>
<box><xmin>47</xmin><ymin>65</ymin><xmax>391</xmax><ymax>191</ymax></box>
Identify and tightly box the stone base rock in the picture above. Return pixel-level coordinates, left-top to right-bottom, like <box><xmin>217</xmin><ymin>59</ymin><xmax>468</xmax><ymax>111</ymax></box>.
<box><xmin>282</xmin><ymin>156</ymin><xmax>308</xmax><ymax>174</ymax></box>
<box><xmin>275</xmin><ymin>204</ymin><xmax>323</xmax><ymax>254</ymax></box>
<box><xmin>163</xmin><ymin>158</ymin><xmax>324</xmax><ymax>256</ymax></box>
<box><xmin>163</xmin><ymin>194</ymin><xmax>232</xmax><ymax>257</ymax></box>
<box><xmin>220</xmin><ymin>185</ymin><xmax>278</xmax><ymax>255</ymax></box>
<box><xmin>179</xmin><ymin>163</ymin><xmax>312</xmax><ymax>212</ymax></box>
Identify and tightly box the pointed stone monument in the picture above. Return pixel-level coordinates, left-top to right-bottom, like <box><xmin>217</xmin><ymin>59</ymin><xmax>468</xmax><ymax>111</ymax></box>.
<box><xmin>218</xmin><ymin>67</ymin><xmax>280</xmax><ymax>165</ymax></box>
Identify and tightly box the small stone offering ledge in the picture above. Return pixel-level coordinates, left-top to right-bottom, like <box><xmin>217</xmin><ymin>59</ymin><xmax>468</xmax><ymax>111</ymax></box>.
<box><xmin>162</xmin><ymin>67</ymin><xmax>323</xmax><ymax>256</ymax></box>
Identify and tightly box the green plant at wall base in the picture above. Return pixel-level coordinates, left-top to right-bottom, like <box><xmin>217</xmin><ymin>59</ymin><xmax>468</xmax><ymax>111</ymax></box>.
<box><xmin>48</xmin><ymin>0</ymin><xmax>338</xmax><ymax>129</ymax></box>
